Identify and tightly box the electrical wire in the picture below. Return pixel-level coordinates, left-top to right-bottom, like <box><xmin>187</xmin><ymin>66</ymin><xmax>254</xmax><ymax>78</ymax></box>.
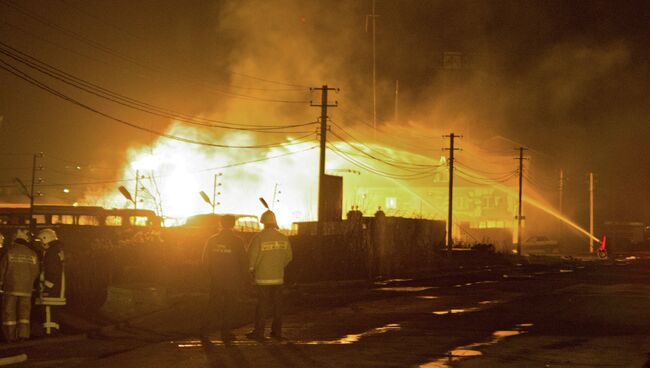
<box><xmin>0</xmin><ymin>59</ymin><xmax>317</xmax><ymax>149</ymax></box>
<box><xmin>454</xmin><ymin>162</ymin><xmax>519</xmax><ymax>181</ymax></box>
<box><xmin>0</xmin><ymin>42</ymin><xmax>316</xmax><ymax>132</ymax></box>
<box><xmin>327</xmin><ymin>144</ymin><xmax>433</xmax><ymax>180</ymax></box>
<box><xmin>1</xmin><ymin>0</ymin><xmax>310</xmax><ymax>98</ymax></box>
<box><xmin>329</xmin><ymin>120</ymin><xmax>439</xmax><ymax>168</ymax></box>
<box><xmin>327</xmin><ymin>129</ymin><xmax>439</xmax><ymax>174</ymax></box>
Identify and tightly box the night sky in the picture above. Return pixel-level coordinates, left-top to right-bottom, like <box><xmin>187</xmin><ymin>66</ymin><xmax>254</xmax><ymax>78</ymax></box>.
<box><xmin>0</xmin><ymin>0</ymin><xmax>648</xmax><ymax>224</ymax></box>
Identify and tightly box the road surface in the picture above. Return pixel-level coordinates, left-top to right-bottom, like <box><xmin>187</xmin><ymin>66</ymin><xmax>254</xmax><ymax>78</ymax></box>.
<box><xmin>3</xmin><ymin>256</ymin><xmax>650</xmax><ymax>367</ymax></box>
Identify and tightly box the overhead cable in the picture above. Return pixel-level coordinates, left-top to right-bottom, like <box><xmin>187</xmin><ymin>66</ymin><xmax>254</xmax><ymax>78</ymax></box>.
<box><xmin>0</xmin><ymin>59</ymin><xmax>317</xmax><ymax>149</ymax></box>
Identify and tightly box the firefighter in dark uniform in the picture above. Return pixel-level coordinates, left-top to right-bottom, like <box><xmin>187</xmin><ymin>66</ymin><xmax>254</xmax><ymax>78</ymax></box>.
<box><xmin>0</xmin><ymin>229</ymin><xmax>39</xmax><ymax>342</ymax></box>
<box><xmin>35</xmin><ymin>228</ymin><xmax>65</xmax><ymax>336</ymax></box>
<box><xmin>246</xmin><ymin>210</ymin><xmax>292</xmax><ymax>341</ymax></box>
<box><xmin>201</xmin><ymin>215</ymin><xmax>247</xmax><ymax>342</ymax></box>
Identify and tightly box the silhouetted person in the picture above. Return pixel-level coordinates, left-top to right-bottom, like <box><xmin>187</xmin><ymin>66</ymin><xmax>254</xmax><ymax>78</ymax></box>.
<box><xmin>201</xmin><ymin>215</ymin><xmax>247</xmax><ymax>342</ymax></box>
<box><xmin>35</xmin><ymin>228</ymin><xmax>66</xmax><ymax>336</ymax></box>
<box><xmin>0</xmin><ymin>229</ymin><xmax>39</xmax><ymax>342</ymax></box>
<box><xmin>246</xmin><ymin>210</ymin><xmax>292</xmax><ymax>341</ymax></box>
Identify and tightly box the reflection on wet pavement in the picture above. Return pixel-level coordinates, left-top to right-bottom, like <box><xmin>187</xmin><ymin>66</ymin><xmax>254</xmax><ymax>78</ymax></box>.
<box><xmin>174</xmin><ymin>339</ymin><xmax>263</xmax><ymax>348</ymax></box>
<box><xmin>453</xmin><ymin>280</ymin><xmax>498</xmax><ymax>288</ymax></box>
<box><xmin>559</xmin><ymin>269</ymin><xmax>574</xmax><ymax>273</ymax></box>
<box><xmin>416</xmin><ymin>296</ymin><xmax>440</xmax><ymax>300</ymax></box>
<box><xmin>174</xmin><ymin>323</ymin><xmax>404</xmax><ymax>348</ymax></box>
<box><xmin>373</xmin><ymin>278</ymin><xmax>414</xmax><ymax>286</ymax></box>
<box><xmin>478</xmin><ymin>300</ymin><xmax>503</xmax><ymax>305</ymax></box>
<box><xmin>419</xmin><ymin>323</ymin><xmax>533</xmax><ymax>367</ymax></box>
<box><xmin>301</xmin><ymin>323</ymin><xmax>402</xmax><ymax>345</ymax></box>
<box><xmin>432</xmin><ymin>307</ymin><xmax>481</xmax><ymax>315</ymax></box>
<box><xmin>375</xmin><ymin>287</ymin><xmax>434</xmax><ymax>292</ymax></box>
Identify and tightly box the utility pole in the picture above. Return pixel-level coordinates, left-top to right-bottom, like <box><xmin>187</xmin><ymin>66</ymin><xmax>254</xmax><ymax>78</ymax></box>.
<box><xmin>394</xmin><ymin>80</ymin><xmax>399</xmax><ymax>124</ymax></box>
<box><xmin>559</xmin><ymin>169</ymin><xmax>564</xmax><ymax>215</ymax></box>
<box><xmin>212</xmin><ymin>173</ymin><xmax>222</xmax><ymax>214</ymax></box>
<box><xmin>28</xmin><ymin>152</ymin><xmax>43</xmax><ymax>234</ymax></box>
<box><xmin>133</xmin><ymin>170</ymin><xmax>140</xmax><ymax>210</ymax></box>
<box><xmin>366</xmin><ymin>0</ymin><xmax>379</xmax><ymax>129</ymax></box>
<box><xmin>516</xmin><ymin>147</ymin><xmax>528</xmax><ymax>256</ymax></box>
<box><xmin>311</xmin><ymin>85</ymin><xmax>338</xmax><ymax>235</ymax></box>
<box><xmin>443</xmin><ymin>133</ymin><xmax>461</xmax><ymax>256</ymax></box>
<box><xmin>589</xmin><ymin>172</ymin><xmax>594</xmax><ymax>253</ymax></box>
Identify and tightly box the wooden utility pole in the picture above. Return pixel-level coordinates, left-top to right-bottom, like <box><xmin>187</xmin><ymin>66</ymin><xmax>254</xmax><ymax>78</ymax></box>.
<box><xmin>212</xmin><ymin>173</ymin><xmax>222</xmax><ymax>214</ymax></box>
<box><xmin>134</xmin><ymin>170</ymin><xmax>140</xmax><ymax>210</ymax></box>
<box><xmin>559</xmin><ymin>169</ymin><xmax>564</xmax><ymax>215</ymax></box>
<box><xmin>516</xmin><ymin>147</ymin><xmax>528</xmax><ymax>256</ymax></box>
<box><xmin>311</xmin><ymin>85</ymin><xmax>338</xmax><ymax>235</ymax></box>
<box><xmin>443</xmin><ymin>133</ymin><xmax>461</xmax><ymax>255</ymax></box>
<box><xmin>394</xmin><ymin>80</ymin><xmax>399</xmax><ymax>124</ymax></box>
<box><xmin>28</xmin><ymin>152</ymin><xmax>43</xmax><ymax>234</ymax></box>
<box><xmin>366</xmin><ymin>0</ymin><xmax>379</xmax><ymax>129</ymax></box>
<box><xmin>589</xmin><ymin>172</ymin><xmax>594</xmax><ymax>253</ymax></box>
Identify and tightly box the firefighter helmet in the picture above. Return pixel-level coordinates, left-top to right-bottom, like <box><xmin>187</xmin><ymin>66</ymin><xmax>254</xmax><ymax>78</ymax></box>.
<box><xmin>38</xmin><ymin>228</ymin><xmax>58</xmax><ymax>245</ymax></box>
<box><xmin>14</xmin><ymin>228</ymin><xmax>31</xmax><ymax>242</ymax></box>
<box><xmin>260</xmin><ymin>210</ymin><xmax>277</xmax><ymax>226</ymax></box>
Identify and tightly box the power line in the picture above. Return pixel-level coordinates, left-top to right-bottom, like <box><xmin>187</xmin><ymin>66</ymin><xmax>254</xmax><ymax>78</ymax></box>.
<box><xmin>0</xmin><ymin>42</ymin><xmax>315</xmax><ymax>132</ymax></box>
<box><xmin>0</xmin><ymin>59</ymin><xmax>317</xmax><ymax>149</ymax></box>
<box><xmin>1</xmin><ymin>0</ymin><xmax>310</xmax><ymax>100</ymax></box>
<box><xmin>329</xmin><ymin>120</ymin><xmax>438</xmax><ymax>169</ymax></box>
<box><xmin>327</xmin><ymin>144</ymin><xmax>432</xmax><ymax>180</ymax></box>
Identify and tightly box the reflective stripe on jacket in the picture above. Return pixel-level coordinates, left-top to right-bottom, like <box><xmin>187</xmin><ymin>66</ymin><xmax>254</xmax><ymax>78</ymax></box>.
<box><xmin>248</xmin><ymin>228</ymin><xmax>292</xmax><ymax>285</ymax></box>
<box><xmin>0</xmin><ymin>242</ymin><xmax>39</xmax><ymax>297</ymax></box>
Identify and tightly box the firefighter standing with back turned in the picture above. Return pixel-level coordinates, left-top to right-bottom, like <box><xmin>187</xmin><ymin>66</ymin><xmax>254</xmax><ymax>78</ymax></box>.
<box><xmin>201</xmin><ymin>215</ymin><xmax>247</xmax><ymax>342</ymax></box>
<box><xmin>0</xmin><ymin>229</ymin><xmax>39</xmax><ymax>342</ymax></box>
<box><xmin>35</xmin><ymin>228</ymin><xmax>66</xmax><ymax>336</ymax></box>
<box><xmin>246</xmin><ymin>210</ymin><xmax>292</xmax><ymax>341</ymax></box>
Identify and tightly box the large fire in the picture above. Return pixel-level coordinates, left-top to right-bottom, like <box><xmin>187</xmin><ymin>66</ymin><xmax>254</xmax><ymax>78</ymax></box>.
<box><xmin>95</xmin><ymin>121</ymin><xmax>441</xmax><ymax>228</ymax></box>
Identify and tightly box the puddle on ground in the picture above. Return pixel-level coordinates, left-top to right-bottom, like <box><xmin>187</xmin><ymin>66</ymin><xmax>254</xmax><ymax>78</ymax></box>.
<box><xmin>302</xmin><ymin>323</ymin><xmax>401</xmax><ymax>345</ymax></box>
<box><xmin>419</xmin><ymin>323</ymin><xmax>533</xmax><ymax>367</ymax></box>
<box><xmin>432</xmin><ymin>307</ymin><xmax>481</xmax><ymax>315</ymax></box>
<box><xmin>559</xmin><ymin>269</ymin><xmax>574</xmax><ymax>273</ymax></box>
<box><xmin>417</xmin><ymin>296</ymin><xmax>440</xmax><ymax>300</ymax></box>
<box><xmin>175</xmin><ymin>323</ymin><xmax>403</xmax><ymax>347</ymax></box>
<box><xmin>502</xmin><ymin>273</ymin><xmax>534</xmax><ymax>279</ymax></box>
<box><xmin>478</xmin><ymin>300</ymin><xmax>503</xmax><ymax>305</ymax></box>
<box><xmin>174</xmin><ymin>339</ymin><xmax>263</xmax><ymax>348</ymax></box>
<box><xmin>453</xmin><ymin>280</ymin><xmax>498</xmax><ymax>288</ymax></box>
<box><xmin>374</xmin><ymin>278</ymin><xmax>413</xmax><ymax>286</ymax></box>
<box><xmin>375</xmin><ymin>287</ymin><xmax>433</xmax><ymax>292</ymax></box>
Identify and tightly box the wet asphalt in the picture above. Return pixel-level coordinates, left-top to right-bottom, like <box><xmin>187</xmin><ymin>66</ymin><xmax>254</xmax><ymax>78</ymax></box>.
<box><xmin>3</xmin><ymin>256</ymin><xmax>650</xmax><ymax>367</ymax></box>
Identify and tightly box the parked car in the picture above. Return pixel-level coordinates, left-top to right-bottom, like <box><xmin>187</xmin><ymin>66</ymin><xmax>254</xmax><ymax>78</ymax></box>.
<box><xmin>522</xmin><ymin>236</ymin><xmax>559</xmax><ymax>254</ymax></box>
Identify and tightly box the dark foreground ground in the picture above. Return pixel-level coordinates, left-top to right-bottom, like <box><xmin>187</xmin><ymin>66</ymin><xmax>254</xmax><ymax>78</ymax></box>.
<box><xmin>2</xmin><ymin>254</ymin><xmax>650</xmax><ymax>367</ymax></box>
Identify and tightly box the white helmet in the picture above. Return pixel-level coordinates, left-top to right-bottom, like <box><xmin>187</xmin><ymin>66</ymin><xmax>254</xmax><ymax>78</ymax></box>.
<box><xmin>38</xmin><ymin>228</ymin><xmax>58</xmax><ymax>245</ymax></box>
<box><xmin>14</xmin><ymin>228</ymin><xmax>30</xmax><ymax>242</ymax></box>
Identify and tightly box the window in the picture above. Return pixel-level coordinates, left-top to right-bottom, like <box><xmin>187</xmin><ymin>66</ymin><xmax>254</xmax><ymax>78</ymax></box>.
<box><xmin>78</xmin><ymin>215</ymin><xmax>99</xmax><ymax>226</ymax></box>
<box><xmin>105</xmin><ymin>216</ymin><xmax>122</xmax><ymax>226</ymax></box>
<box><xmin>129</xmin><ymin>216</ymin><xmax>149</xmax><ymax>226</ymax></box>
<box><xmin>52</xmin><ymin>215</ymin><xmax>74</xmax><ymax>225</ymax></box>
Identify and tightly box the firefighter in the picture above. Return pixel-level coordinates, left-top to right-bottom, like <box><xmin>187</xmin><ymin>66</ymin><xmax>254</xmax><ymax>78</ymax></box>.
<box><xmin>0</xmin><ymin>229</ymin><xmax>39</xmax><ymax>342</ymax></box>
<box><xmin>246</xmin><ymin>210</ymin><xmax>292</xmax><ymax>341</ymax></box>
<box><xmin>35</xmin><ymin>228</ymin><xmax>65</xmax><ymax>336</ymax></box>
<box><xmin>201</xmin><ymin>215</ymin><xmax>247</xmax><ymax>342</ymax></box>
